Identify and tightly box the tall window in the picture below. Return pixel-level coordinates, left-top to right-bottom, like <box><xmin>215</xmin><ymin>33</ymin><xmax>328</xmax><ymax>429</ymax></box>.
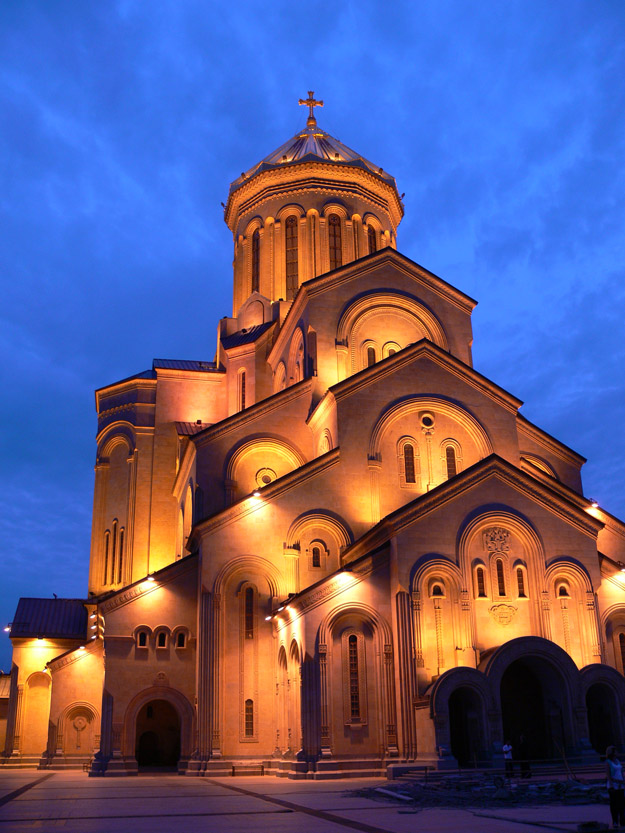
<box><xmin>251</xmin><ymin>229</ymin><xmax>260</xmax><ymax>293</ymax></box>
<box><xmin>118</xmin><ymin>528</ymin><xmax>124</xmax><ymax>584</ymax></box>
<box><xmin>103</xmin><ymin>531</ymin><xmax>110</xmax><ymax>585</ymax></box>
<box><xmin>516</xmin><ymin>567</ymin><xmax>526</xmax><ymax>597</ymax></box>
<box><xmin>445</xmin><ymin>446</ymin><xmax>457</xmax><ymax>479</ymax></box>
<box><xmin>348</xmin><ymin>635</ymin><xmax>360</xmax><ymax>720</ymax></box>
<box><xmin>111</xmin><ymin>520</ymin><xmax>118</xmax><ymax>584</ymax></box>
<box><xmin>476</xmin><ymin>567</ymin><xmax>486</xmax><ymax>597</ymax></box>
<box><xmin>367</xmin><ymin>225</ymin><xmax>376</xmax><ymax>254</ymax></box>
<box><xmin>404</xmin><ymin>443</ymin><xmax>416</xmax><ymax>484</ymax></box>
<box><xmin>285</xmin><ymin>216</ymin><xmax>298</xmax><ymax>300</ymax></box>
<box><xmin>496</xmin><ymin>559</ymin><xmax>506</xmax><ymax>596</ymax></box>
<box><xmin>245</xmin><ymin>587</ymin><xmax>254</xmax><ymax>639</ymax></box>
<box><xmin>312</xmin><ymin>546</ymin><xmax>321</xmax><ymax>568</ymax></box>
<box><xmin>619</xmin><ymin>633</ymin><xmax>625</xmax><ymax>673</ymax></box>
<box><xmin>367</xmin><ymin>346</ymin><xmax>376</xmax><ymax>367</ymax></box>
<box><xmin>238</xmin><ymin>370</ymin><xmax>246</xmax><ymax>410</ymax></box>
<box><xmin>328</xmin><ymin>214</ymin><xmax>342</xmax><ymax>270</ymax></box>
<box><xmin>244</xmin><ymin>699</ymin><xmax>254</xmax><ymax>737</ymax></box>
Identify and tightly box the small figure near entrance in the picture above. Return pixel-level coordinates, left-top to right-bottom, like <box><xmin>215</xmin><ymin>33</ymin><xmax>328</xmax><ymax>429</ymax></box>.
<box><xmin>606</xmin><ymin>745</ymin><xmax>625</xmax><ymax>830</ymax></box>
<box><xmin>503</xmin><ymin>740</ymin><xmax>513</xmax><ymax>778</ymax></box>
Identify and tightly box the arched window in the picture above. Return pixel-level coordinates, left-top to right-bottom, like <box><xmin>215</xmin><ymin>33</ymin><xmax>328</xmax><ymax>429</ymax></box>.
<box><xmin>388</xmin><ymin>348</ymin><xmax>396</xmax><ymax>356</ymax></box>
<box><xmin>619</xmin><ymin>633</ymin><xmax>625</xmax><ymax>673</ymax></box>
<box><xmin>367</xmin><ymin>225</ymin><xmax>376</xmax><ymax>254</ymax></box>
<box><xmin>476</xmin><ymin>567</ymin><xmax>486</xmax><ymax>597</ymax></box>
<box><xmin>118</xmin><ymin>528</ymin><xmax>124</xmax><ymax>584</ymax></box>
<box><xmin>251</xmin><ymin>229</ymin><xmax>260</xmax><ymax>293</ymax></box>
<box><xmin>244</xmin><ymin>699</ymin><xmax>254</xmax><ymax>737</ymax></box>
<box><xmin>312</xmin><ymin>546</ymin><xmax>321</xmax><ymax>568</ymax></box>
<box><xmin>176</xmin><ymin>631</ymin><xmax>186</xmax><ymax>648</ymax></box>
<box><xmin>237</xmin><ymin>370</ymin><xmax>246</xmax><ymax>410</ymax></box>
<box><xmin>445</xmin><ymin>445</ymin><xmax>457</xmax><ymax>479</ymax></box>
<box><xmin>496</xmin><ymin>559</ymin><xmax>506</xmax><ymax>596</ymax></box>
<box><xmin>404</xmin><ymin>443</ymin><xmax>416</xmax><ymax>484</ymax></box>
<box><xmin>245</xmin><ymin>587</ymin><xmax>254</xmax><ymax>639</ymax></box>
<box><xmin>156</xmin><ymin>631</ymin><xmax>167</xmax><ymax>648</ymax></box>
<box><xmin>558</xmin><ymin>585</ymin><xmax>570</xmax><ymax>597</ymax></box>
<box><xmin>516</xmin><ymin>567</ymin><xmax>526</xmax><ymax>597</ymax></box>
<box><xmin>285</xmin><ymin>216</ymin><xmax>298</xmax><ymax>300</ymax></box>
<box><xmin>431</xmin><ymin>584</ymin><xmax>444</xmax><ymax>597</ymax></box>
<box><xmin>111</xmin><ymin>520</ymin><xmax>118</xmax><ymax>585</ymax></box>
<box><xmin>103</xmin><ymin>530</ymin><xmax>110</xmax><ymax>585</ymax></box>
<box><xmin>328</xmin><ymin>214</ymin><xmax>342</xmax><ymax>270</ymax></box>
<box><xmin>137</xmin><ymin>631</ymin><xmax>148</xmax><ymax>648</ymax></box>
<box><xmin>348</xmin><ymin>635</ymin><xmax>360</xmax><ymax>720</ymax></box>
<box><xmin>367</xmin><ymin>346</ymin><xmax>376</xmax><ymax>367</ymax></box>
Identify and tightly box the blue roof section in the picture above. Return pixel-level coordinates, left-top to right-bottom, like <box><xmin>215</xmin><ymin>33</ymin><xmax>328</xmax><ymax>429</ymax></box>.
<box><xmin>221</xmin><ymin>321</ymin><xmax>274</xmax><ymax>350</ymax></box>
<box><xmin>153</xmin><ymin>359</ymin><xmax>219</xmax><ymax>372</ymax></box>
<box><xmin>10</xmin><ymin>598</ymin><xmax>87</xmax><ymax>640</ymax></box>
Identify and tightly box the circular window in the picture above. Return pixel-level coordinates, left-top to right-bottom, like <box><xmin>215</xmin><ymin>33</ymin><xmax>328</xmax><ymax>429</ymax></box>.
<box><xmin>255</xmin><ymin>468</ymin><xmax>277</xmax><ymax>488</ymax></box>
<box><xmin>420</xmin><ymin>412</ymin><xmax>435</xmax><ymax>428</ymax></box>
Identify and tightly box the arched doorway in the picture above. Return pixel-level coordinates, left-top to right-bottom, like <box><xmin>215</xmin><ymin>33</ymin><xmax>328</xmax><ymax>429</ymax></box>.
<box><xmin>586</xmin><ymin>683</ymin><xmax>618</xmax><ymax>756</ymax></box>
<box><xmin>449</xmin><ymin>687</ymin><xmax>484</xmax><ymax>767</ymax></box>
<box><xmin>500</xmin><ymin>658</ymin><xmax>569</xmax><ymax>760</ymax></box>
<box><xmin>135</xmin><ymin>700</ymin><xmax>180</xmax><ymax>769</ymax></box>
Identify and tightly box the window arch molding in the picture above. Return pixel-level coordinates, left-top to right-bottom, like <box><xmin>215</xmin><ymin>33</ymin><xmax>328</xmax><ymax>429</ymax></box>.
<box><xmin>472</xmin><ymin>560</ymin><xmax>489</xmax><ymax>598</ymax></box>
<box><xmin>383</xmin><ymin>341</ymin><xmax>401</xmax><ymax>358</ymax></box>
<box><xmin>361</xmin><ymin>339</ymin><xmax>379</xmax><ymax>368</ymax></box>
<box><xmin>274</xmin><ymin>361</ymin><xmax>287</xmax><ymax>392</ymax></box>
<box><xmin>287</xmin><ymin>327</ymin><xmax>305</xmax><ymax>383</ymax></box>
<box><xmin>318</xmin><ymin>429</ymin><xmax>333</xmax><ymax>455</ymax></box>
<box><xmin>172</xmin><ymin>626</ymin><xmax>190</xmax><ymax>649</ymax></box>
<box><xmin>154</xmin><ymin>626</ymin><xmax>170</xmax><ymax>649</ymax></box>
<box><xmin>308</xmin><ymin>538</ymin><xmax>329</xmax><ymax>570</ymax></box>
<box><xmin>133</xmin><ymin>625</ymin><xmax>152</xmax><ymax>648</ymax></box>
<box><xmin>396</xmin><ymin>435</ymin><xmax>420</xmax><ymax>489</ymax></box>
<box><xmin>285</xmin><ymin>511</ymin><xmax>353</xmax><ymax>555</ymax></box>
<box><xmin>440</xmin><ymin>438</ymin><xmax>463</xmax><ymax>480</ymax></box>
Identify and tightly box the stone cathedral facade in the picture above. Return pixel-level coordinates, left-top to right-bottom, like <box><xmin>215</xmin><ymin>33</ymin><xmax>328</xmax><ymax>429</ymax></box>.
<box><xmin>4</xmin><ymin>95</ymin><xmax>625</xmax><ymax>777</ymax></box>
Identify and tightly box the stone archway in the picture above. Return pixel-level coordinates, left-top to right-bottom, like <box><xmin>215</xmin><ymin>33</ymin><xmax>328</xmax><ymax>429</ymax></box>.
<box><xmin>449</xmin><ymin>686</ymin><xmax>486</xmax><ymax>767</ymax></box>
<box><xmin>135</xmin><ymin>700</ymin><xmax>180</xmax><ymax>768</ymax></box>
<box><xmin>122</xmin><ymin>685</ymin><xmax>194</xmax><ymax>766</ymax></box>
<box><xmin>586</xmin><ymin>683</ymin><xmax>619</xmax><ymax>755</ymax></box>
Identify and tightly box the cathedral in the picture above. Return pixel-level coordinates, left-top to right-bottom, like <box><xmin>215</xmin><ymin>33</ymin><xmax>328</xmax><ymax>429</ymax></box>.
<box><xmin>4</xmin><ymin>94</ymin><xmax>625</xmax><ymax>778</ymax></box>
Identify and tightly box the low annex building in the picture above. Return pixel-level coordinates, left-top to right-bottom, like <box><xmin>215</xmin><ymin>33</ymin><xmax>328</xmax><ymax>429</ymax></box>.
<box><xmin>4</xmin><ymin>94</ymin><xmax>625</xmax><ymax>777</ymax></box>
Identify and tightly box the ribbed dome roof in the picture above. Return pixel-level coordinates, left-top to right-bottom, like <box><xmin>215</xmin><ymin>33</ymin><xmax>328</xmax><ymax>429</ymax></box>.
<box><xmin>228</xmin><ymin>115</ymin><xmax>398</xmax><ymax>196</ymax></box>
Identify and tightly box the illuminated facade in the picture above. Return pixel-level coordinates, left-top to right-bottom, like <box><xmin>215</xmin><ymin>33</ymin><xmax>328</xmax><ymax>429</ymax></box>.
<box><xmin>5</xmin><ymin>94</ymin><xmax>625</xmax><ymax>776</ymax></box>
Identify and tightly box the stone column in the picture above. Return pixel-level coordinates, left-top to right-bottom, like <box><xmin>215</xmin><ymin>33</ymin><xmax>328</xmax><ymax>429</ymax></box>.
<box><xmin>318</xmin><ymin>644</ymin><xmax>332</xmax><ymax>757</ymax></box>
<box><xmin>383</xmin><ymin>644</ymin><xmax>399</xmax><ymax>756</ymax></box>
<box><xmin>395</xmin><ymin>591</ymin><xmax>418</xmax><ymax>760</ymax></box>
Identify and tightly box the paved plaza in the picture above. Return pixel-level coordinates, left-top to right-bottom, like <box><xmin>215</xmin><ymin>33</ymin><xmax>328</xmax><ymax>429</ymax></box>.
<box><xmin>0</xmin><ymin>771</ymin><xmax>612</xmax><ymax>833</ymax></box>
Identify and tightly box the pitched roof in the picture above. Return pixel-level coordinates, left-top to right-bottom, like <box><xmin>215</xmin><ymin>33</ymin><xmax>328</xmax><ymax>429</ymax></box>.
<box><xmin>153</xmin><ymin>359</ymin><xmax>218</xmax><ymax>373</ymax></box>
<box><xmin>221</xmin><ymin>321</ymin><xmax>274</xmax><ymax>349</ymax></box>
<box><xmin>176</xmin><ymin>421</ymin><xmax>212</xmax><ymax>436</ymax></box>
<box><xmin>10</xmin><ymin>598</ymin><xmax>87</xmax><ymax>640</ymax></box>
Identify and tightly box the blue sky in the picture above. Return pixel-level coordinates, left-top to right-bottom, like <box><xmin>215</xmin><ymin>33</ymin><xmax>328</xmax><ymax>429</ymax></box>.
<box><xmin>1</xmin><ymin>1</ymin><xmax>624</xmax><ymax>668</ymax></box>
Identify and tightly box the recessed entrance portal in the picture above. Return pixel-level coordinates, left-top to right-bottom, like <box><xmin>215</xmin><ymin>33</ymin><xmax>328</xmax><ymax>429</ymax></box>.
<box><xmin>500</xmin><ymin>658</ymin><xmax>569</xmax><ymax>760</ymax></box>
<box><xmin>586</xmin><ymin>683</ymin><xmax>618</xmax><ymax>755</ymax></box>
<box><xmin>135</xmin><ymin>699</ymin><xmax>180</xmax><ymax>769</ymax></box>
<box><xmin>449</xmin><ymin>686</ymin><xmax>485</xmax><ymax>767</ymax></box>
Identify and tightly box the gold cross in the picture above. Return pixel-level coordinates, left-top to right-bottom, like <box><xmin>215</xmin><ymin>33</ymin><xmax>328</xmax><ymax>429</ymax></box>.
<box><xmin>299</xmin><ymin>91</ymin><xmax>323</xmax><ymax>125</ymax></box>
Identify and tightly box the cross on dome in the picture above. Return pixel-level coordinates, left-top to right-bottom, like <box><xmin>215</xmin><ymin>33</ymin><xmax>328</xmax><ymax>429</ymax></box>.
<box><xmin>298</xmin><ymin>91</ymin><xmax>323</xmax><ymax>127</ymax></box>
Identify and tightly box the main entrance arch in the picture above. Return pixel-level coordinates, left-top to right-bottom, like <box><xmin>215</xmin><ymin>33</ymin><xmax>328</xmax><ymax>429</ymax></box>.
<box><xmin>135</xmin><ymin>700</ymin><xmax>180</xmax><ymax>768</ymax></box>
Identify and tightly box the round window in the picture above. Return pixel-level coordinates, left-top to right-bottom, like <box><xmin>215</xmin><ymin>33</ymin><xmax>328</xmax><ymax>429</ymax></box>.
<box><xmin>421</xmin><ymin>412</ymin><xmax>435</xmax><ymax>428</ymax></box>
<box><xmin>255</xmin><ymin>468</ymin><xmax>277</xmax><ymax>488</ymax></box>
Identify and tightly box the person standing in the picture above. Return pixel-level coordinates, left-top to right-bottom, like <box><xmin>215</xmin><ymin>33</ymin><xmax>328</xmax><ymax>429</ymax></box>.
<box><xmin>606</xmin><ymin>745</ymin><xmax>625</xmax><ymax>829</ymax></box>
<box><xmin>503</xmin><ymin>740</ymin><xmax>513</xmax><ymax>778</ymax></box>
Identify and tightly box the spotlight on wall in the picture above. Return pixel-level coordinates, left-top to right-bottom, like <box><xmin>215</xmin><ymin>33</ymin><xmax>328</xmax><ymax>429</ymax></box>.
<box><xmin>277</xmin><ymin>605</ymin><xmax>285</xmax><ymax>612</ymax></box>
<box><xmin>79</xmin><ymin>646</ymin><xmax>85</xmax><ymax>651</ymax></box>
<box><xmin>618</xmin><ymin>562</ymin><xmax>625</xmax><ymax>573</ymax></box>
<box><xmin>89</xmin><ymin>613</ymin><xmax>96</xmax><ymax>620</ymax></box>
<box><xmin>3</xmin><ymin>625</ymin><xmax>10</xmax><ymax>633</ymax></box>
<box><xmin>252</xmin><ymin>490</ymin><xmax>261</xmax><ymax>498</ymax></box>
<box><xmin>589</xmin><ymin>499</ymin><xmax>599</xmax><ymax>508</ymax></box>
<box><xmin>264</xmin><ymin>615</ymin><xmax>272</xmax><ymax>621</ymax></box>
<box><xmin>147</xmin><ymin>574</ymin><xmax>156</xmax><ymax>582</ymax></box>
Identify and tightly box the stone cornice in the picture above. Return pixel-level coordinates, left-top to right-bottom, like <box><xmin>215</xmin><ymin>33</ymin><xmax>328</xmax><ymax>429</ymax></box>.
<box><xmin>190</xmin><ymin>448</ymin><xmax>340</xmax><ymax>542</ymax></box>
<box><xmin>517</xmin><ymin>414</ymin><xmax>586</xmax><ymax>467</ymax></box>
<box><xmin>154</xmin><ymin>368</ymin><xmax>226</xmax><ymax>383</ymax></box>
<box><xmin>330</xmin><ymin>339</ymin><xmax>522</xmax><ymax>415</ymax></box>
<box><xmin>48</xmin><ymin>640</ymin><xmax>102</xmax><ymax>672</ymax></box>
<box><xmin>95</xmin><ymin>377</ymin><xmax>156</xmax><ymax>412</ymax></box>
<box><xmin>192</xmin><ymin>379</ymin><xmax>312</xmax><ymax>449</ymax></box>
<box><xmin>225</xmin><ymin>161</ymin><xmax>403</xmax><ymax>230</ymax></box>
<box><xmin>98</xmin><ymin>555</ymin><xmax>197</xmax><ymax>616</ymax></box>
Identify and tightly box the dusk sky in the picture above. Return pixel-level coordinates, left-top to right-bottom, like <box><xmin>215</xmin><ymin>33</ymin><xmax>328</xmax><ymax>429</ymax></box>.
<box><xmin>1</xmin><ymin>1</ymin><xmax>624</xmax><ymax>670</ymax></box>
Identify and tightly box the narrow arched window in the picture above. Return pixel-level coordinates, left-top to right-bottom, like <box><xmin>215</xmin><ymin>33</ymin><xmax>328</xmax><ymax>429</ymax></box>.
<box><xmin>367</xmin><ymin>225</ymin><xmax>376</xmax><ymax>254</ymax></box>
<box><xmin>496</xmin><ymin>559</ymin><xmax>506</xmax><ymax>596</ymax></box>
<box><xmin>251</xmin><ymin>229</ymin><xmax>260</xmax><ymax>293</ymax></box>
<box><xmin>285</xmin><ymin>216</ymin><xmax>298</xmax><ymax>300</ymax></box>
<box><xmin>445</xmin><ymin>446</ymin><xmax>457</xmax><ymax>479</ymax></box>
<box><xmin>348</xmin><ymin>635</ymin><xmax>360</xmax><ymax>720</ymax></box>
<box><xmin>388</xmin><ymin>348</ymin><xmax>396</xmax><ymax>356</ymax></box>
<box><xmin>157</xmin><ymin>631</ymin><xmax>166</xmax><ymax>648</ymax></box>
<box><xmin>176</xmin><ymin>631</ymin><xmax>186</xmax><ymax>648</ymax></box>
<box><xmin>328</xmin><ymin>214</ymin><xmax>342</xmax><ymax>270</ymax></box>
<box><xmin>244</xmin><ymin>699</ymin><xmax>254</xmax><ymax>736</ymax></box>
<box><xmin>367</xmin><ymin>346</ymin><xmax>376</xmax><ymax>367</ymax></box>
<box><xmin>404</xmin><ymin>444</ymin><xmax>416</xmax><ymax>484</ymax></box>
<box><xmin>431</xmin><ymin>584</ymin><xmax>444</xmax><ymax>597</ymax></box>
<box><xmin>558</xmin><ymin>585</ymin><xmax>569</xmax><ymax>597</ymax></box>
<box><xmin>238</xmin><ymin>370</ymin><xmax>246</xmax><ymax>410</ymax></box>
<box><xmin>117</xmin><ymin>528</ymin><xmax>124</xmax><ymax>584</ymax></box>
<box><xmin>138</xmin><ymin>631</ymin><xmax>147</xmax><ymax>648</ymax></box>
<box><xmin>111</xmin><ymin>520</ymin><xmax>118</xmax><ymax>585</ymax></box>
<box><xmin>619</xmin><ymin>633</ymin><xmax>625</xmax><ymax>673</ymax></box>
<box><xmin>312</xmin><ymin>546</ymin><xmax>321</xmax><ymax>568</ymax></box>
<box><xmin>476</xmin><ymin>567</ymin><xmax>486</xmax><ymax>597</ymax></box>
<box><xmin>245</xmin><ymin>587</ymin><xmax>254</xmax><ymax>639</ymax></box>
<box><xmin>516</xmin><ymin>567</ymin><xmax>526</xmax><ymax>597</ymax></box>
<box><xmin>103</xmin><ymin>531</ymin><xmax>110</xmax><ymax>585</ymax></box>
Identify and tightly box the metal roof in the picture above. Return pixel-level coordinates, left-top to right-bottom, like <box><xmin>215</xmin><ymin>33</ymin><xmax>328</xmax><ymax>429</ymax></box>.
<box><xmin>176</xmin><ymin>421</ymin><xmax>212</xmax><ymax>435</ymax></box>
<box><xmin>221</xmin><ymin>321</ymin><xmax>274</xmax><ymax>350</ymax></box>
<box><xmin>153</xmin><ymin>359</ymin><xmax>218</xmax><ymax>373</ymax></box>
<box><xmin>229</xmin><ymin>118</ymin><xmax>398</xmax><ymax>196</ymax></box>
<box><xmin>0</xmin><ymin>674</ymin><xmax>10</xmax><ymax>698</ymax></box>
<box><xmin>10</xmin><ymin>598</ymin><xmax>87</xmax><ymax>640</ymax></box>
